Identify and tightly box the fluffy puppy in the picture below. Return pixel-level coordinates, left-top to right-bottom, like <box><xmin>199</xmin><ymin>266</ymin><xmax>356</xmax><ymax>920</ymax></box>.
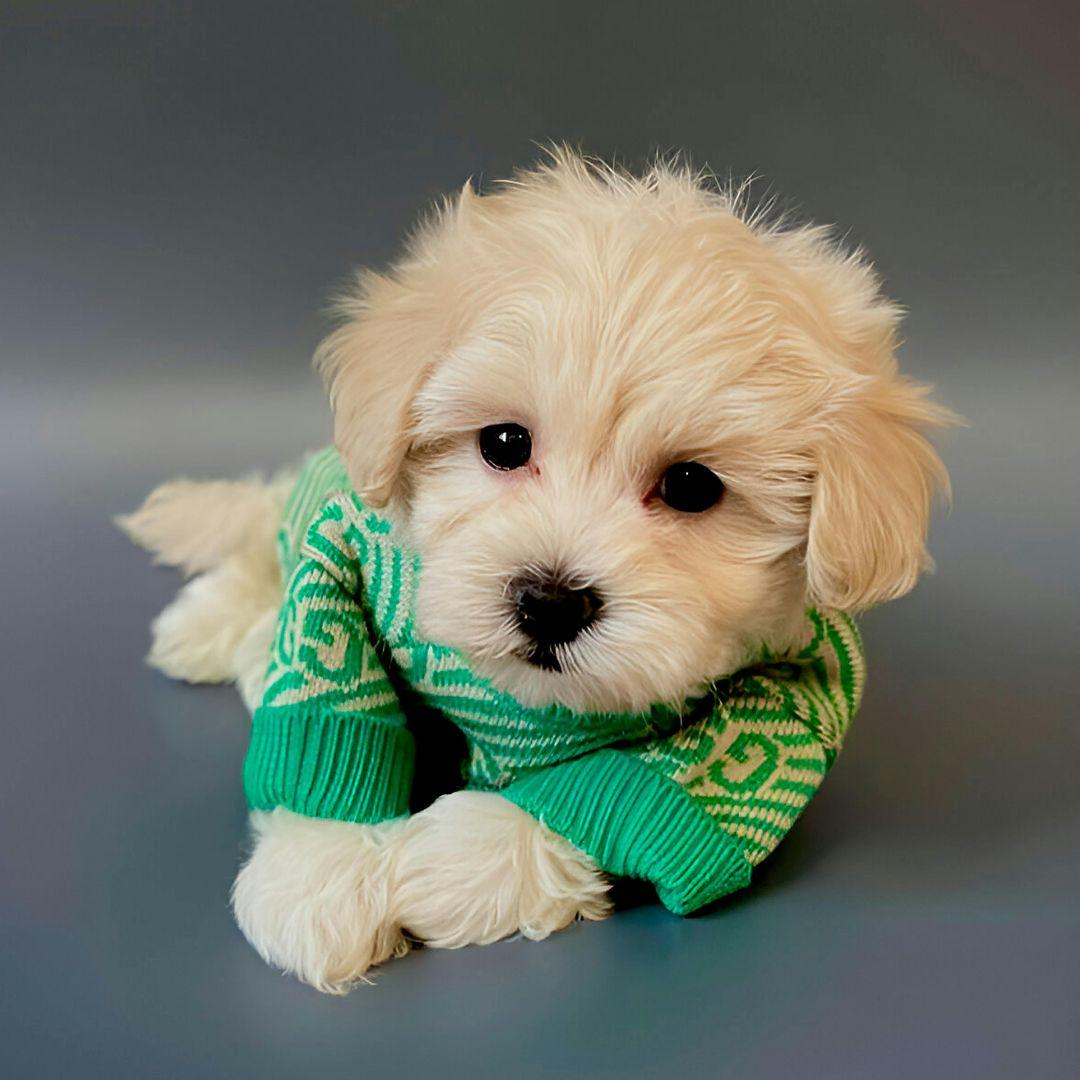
<box><xmin>122</xmin><ymin>150</ymin><xmax>954</xmax><ymax>992</ymax></box>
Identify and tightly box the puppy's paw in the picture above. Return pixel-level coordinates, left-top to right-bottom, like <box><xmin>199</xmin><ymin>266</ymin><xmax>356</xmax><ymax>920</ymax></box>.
<box><xmin>393</xmin><ymin>791</ymin><xmax>611</xmax><ymax>949</ymax></box>
<box><xmin>147</xmin><ymin>585</ymin><xmax>226</xmax><ymax>684</ymax></box>
<box><xmin>147</xmin><ymin>546</ymin><xmax>281</xmax><ymax>687</ymax></box>
<box><xmin>232</xmin><ymin>809</ymin><xmax>407</xmax><ymax>993</ymax></box>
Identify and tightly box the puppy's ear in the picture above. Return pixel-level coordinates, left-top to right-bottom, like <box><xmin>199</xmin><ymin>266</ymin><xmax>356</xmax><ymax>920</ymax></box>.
<box><xmin>806</xmin><ymin>374</ymin><xmax>956</xmax><ymax>612</ymax></box>
<box><xmin>314</xmin><ymin>271</ymin><xmax>441</xmax><ymax>505</ymax></box>
<box><xmin>314</xmin><ymin>184</ymin><xmax>478</xmax><ymax>505</ymax></box>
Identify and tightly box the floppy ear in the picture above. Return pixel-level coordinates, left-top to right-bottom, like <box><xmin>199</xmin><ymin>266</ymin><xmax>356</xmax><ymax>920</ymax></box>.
<box><xmin>314</xmin><ymin>184</ymin><xmax>479</xmax><ymax>505</ymax></box>
<box><xmin>314</xmin><ymin>270</ymin><xmax>443</xmax><ymax>505</ymax></box>
<box><xmin>806</xmin><ymin>375</ymin><xmax>956</xmax><ymax>612</ymax></box>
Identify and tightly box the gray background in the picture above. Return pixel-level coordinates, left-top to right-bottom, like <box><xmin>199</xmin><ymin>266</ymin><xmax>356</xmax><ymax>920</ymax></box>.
<box><xmin>3</xmin><ymin>2</ymin><xmax>1079</xmax><ymax>1077</ymax></box>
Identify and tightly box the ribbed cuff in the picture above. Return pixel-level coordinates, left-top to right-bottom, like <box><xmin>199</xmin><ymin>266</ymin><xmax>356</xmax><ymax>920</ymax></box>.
<box><xmin>244</xmin><ymin>704</ymin><xmax>415</xmax><ymax>823</ymax></box>
<box><xmin>499</xmin><ymin>750</ymin><xmax>752</xmax><ymax>915</ymax></box>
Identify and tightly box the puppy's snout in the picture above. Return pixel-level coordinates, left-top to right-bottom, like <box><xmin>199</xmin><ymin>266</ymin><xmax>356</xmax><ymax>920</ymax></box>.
<box><xmin>511</xmin><ymin>569</ymin><xmax>603</xmax><ymax>649</ymax></box>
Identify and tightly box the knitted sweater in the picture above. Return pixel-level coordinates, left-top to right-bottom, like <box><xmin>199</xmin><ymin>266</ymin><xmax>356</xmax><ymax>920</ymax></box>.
<box><xmin>243</xmin><ymin>448</ymin><xmax>865</xmax><ymax>914</ymax></box>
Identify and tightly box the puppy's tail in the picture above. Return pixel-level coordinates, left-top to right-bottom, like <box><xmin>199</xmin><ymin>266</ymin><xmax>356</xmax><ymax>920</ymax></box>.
<box><xmin>117</xmin><ymin>476</ymin><xmax>289</xmax><ymax>576</ymax></box>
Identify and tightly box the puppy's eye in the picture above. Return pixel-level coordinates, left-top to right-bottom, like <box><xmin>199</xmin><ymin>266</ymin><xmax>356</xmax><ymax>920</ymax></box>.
<box><xmin>658</xmin><ymin>461</ymin><xmax>725</xmax><ymax>513</ymax></box>
<box><xmin>479</xmin><ymin>423</ymin><xmax>532</xmax><ymax>471</ymax></box>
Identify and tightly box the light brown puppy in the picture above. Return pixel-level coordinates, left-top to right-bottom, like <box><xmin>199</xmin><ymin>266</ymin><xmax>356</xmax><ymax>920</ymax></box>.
<box><xmin>123</xmin><ymin>150</ymin><xmax>954</xmax><ymax>991</ymax></box>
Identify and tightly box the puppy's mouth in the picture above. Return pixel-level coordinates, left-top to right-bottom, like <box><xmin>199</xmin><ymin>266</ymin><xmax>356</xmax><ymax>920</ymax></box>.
<box><xmin>518</xmin><ymin>645</ymin><xmax>563</xmax><ymax>673</ymax></box>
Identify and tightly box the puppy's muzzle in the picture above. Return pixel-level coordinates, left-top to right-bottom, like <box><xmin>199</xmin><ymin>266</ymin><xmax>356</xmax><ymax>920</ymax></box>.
<box><xmin>510</xmin><ymin>569</ymin><xmax>603</xmax><ymax>669</ymax></box>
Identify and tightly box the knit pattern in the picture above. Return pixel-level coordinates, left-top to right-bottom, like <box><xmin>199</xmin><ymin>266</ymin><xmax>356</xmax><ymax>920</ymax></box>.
<box><xmin>244</xmin><ymin>448</ymin><xmax>866</xmax><ymax>913</ymax></box>
<box><xmin>632</xmin><ymin>606</ymin><xmax>862</xmax><ymax>867</ymax></box>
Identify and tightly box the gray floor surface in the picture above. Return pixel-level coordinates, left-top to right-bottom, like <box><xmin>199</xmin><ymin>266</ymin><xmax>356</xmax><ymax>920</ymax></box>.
<box><xmin>3</xmin><ymin>3</ymin><xmax>1079</xmax><ymax>1077</ymax></box>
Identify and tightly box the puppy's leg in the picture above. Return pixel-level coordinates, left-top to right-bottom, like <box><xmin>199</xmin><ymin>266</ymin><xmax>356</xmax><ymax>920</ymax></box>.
<box><xmin>147</xmin><ymin>548</ymin><xmax>280</xmax><ymax>685</ymax></box>
<box><xmin>233</xmin><ymin>607</ymin><xmax>278</xmax><ymax>713</ymax></box>
<box><xmin>393</xmin><ymin>791</ymin><xmax>611</xmax><ymax>949</ymax></box>
<box><xmin>232</xmin><ymin>809</ymin><xmax>409</xmax><ymax>993</ymax></box>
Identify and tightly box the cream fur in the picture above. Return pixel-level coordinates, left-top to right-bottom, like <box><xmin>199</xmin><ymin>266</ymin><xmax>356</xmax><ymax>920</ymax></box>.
<box><xmin>117</xmin><ymin>477</ymin><xmax>286</xmax><ymax>577</ymax></box>
<box><xmin>144</xmin><ymin>554</ymin><xmax>278</xmax><ymax>684</ymax></box>
<box><xmin>231</xmin><ymin>794</ymin><xmax>610</xmax><ymax>992</ymax></box>
<box><xmin>126</xmin><ymin>149</ymin><xmax>955</xmax><ymax>992</ymax></box>
<box><xmin>393</xmin><ymin>791</ymin><xmax>611</xmax><ymax>948</ymax></box>
<box><xmin>231</xmin><ymin>809</ymin><xmax>409</xmax><ymax>994</ymax></box>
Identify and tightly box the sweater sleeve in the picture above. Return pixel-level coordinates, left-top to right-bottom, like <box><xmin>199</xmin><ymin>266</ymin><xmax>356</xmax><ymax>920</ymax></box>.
<box><xmin>498</xmin><ymin>609</ymin><xmax>864</xmax><ymax>914</ymax></box>
<box><xmin>242</xmin><ymin>497</ymin><xmax>415</xmax><ymax>823</ymax></box>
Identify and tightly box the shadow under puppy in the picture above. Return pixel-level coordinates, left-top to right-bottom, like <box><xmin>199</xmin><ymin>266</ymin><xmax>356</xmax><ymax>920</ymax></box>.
<box><xmin>121</xmin><ymin>150</ymin><xmax>955</xmax><ymax>993</ymax></box>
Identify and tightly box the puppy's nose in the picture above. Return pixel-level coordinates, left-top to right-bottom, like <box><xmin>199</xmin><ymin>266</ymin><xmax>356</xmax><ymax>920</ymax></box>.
<box><xmin>511</xmin><ymin>570</ymin><xmax>603</xmax><ymax>648</ymax></box>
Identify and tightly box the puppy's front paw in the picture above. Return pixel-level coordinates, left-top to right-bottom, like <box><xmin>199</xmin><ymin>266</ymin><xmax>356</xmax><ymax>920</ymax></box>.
<box><xmin>231</xmin><ymin>809</ymin><xmax>407</xmax><ymax>993</ymax></box>
<box><xmin>394</xmin><ymin>791</ymin><xmax>611</xmax><ymax>949</ymax></box>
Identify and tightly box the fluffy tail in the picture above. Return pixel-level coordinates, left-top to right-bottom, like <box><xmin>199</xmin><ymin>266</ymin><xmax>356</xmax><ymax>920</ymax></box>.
<box><xmin>119</xmin><ymin>474</ymin><xmax>291</xmax><ymax>703</ymax></box>
<box><xmin>117</xmin><ymin>477</ymin><xmax>286</xmax><ymax>576</ymax></box>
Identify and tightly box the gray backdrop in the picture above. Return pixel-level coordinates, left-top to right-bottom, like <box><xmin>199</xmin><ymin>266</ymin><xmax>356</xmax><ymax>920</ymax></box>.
<box><xmin>3</xmin><ymin>2</ymin><xmax>1078</xmax><ymax>1077</ymax></box>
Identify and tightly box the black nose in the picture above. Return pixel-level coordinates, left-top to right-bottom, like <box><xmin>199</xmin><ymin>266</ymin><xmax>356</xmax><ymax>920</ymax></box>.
<box><xmin>511</xmin><ymin>570</ymin><xmax>604</xmax><ymax>648</ymax></box>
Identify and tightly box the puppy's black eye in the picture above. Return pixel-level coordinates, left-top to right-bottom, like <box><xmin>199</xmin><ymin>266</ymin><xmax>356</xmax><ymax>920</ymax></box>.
<box><xmin>658</xmin><ymin>461</ymin><xmax>725</xmax><ymax>513</ymax></box>
<box><xmin>479</xmin><ymin>423</ymin><xmax>532</xmax><ymax>471</ymax></box>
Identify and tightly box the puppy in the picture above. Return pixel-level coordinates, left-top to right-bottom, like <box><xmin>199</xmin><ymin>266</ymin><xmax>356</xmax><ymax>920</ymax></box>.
<box><xmin>121</xmin><ymin>150</ymin><xmax>954</xmax><ymax>993</ymax></box>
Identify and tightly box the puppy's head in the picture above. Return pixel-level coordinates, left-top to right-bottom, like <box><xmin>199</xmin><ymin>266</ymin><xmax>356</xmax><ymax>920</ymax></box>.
<box><xmin>316</xmin><ymin>151</ymin><xmax>955</xmax><ymax>712</ymax></box>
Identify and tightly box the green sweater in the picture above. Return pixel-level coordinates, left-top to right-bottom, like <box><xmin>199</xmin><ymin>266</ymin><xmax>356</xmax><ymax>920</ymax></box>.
<box><xmin>243</xmin><ymin>448</ymin><xmax>865</xmax><ymax>914</ymax></box>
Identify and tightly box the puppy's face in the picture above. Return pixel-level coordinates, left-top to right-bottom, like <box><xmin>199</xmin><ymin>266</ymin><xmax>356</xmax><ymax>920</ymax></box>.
<box><xmin>319</xmin><ymin>154</ymin><xmax>953</xmax><ymax>713</ymax></box>
<box><xmin>403</xmin><ymin>294</ymin><xmax>814</xmax><ymax>713</ymax></box>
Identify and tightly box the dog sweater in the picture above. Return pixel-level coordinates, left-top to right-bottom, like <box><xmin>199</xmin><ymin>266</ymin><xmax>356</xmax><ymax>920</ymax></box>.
<box><xmin>243</xmin><ymin>448</ymin><xmax>865</xmax><ymax>914</ymax></box>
